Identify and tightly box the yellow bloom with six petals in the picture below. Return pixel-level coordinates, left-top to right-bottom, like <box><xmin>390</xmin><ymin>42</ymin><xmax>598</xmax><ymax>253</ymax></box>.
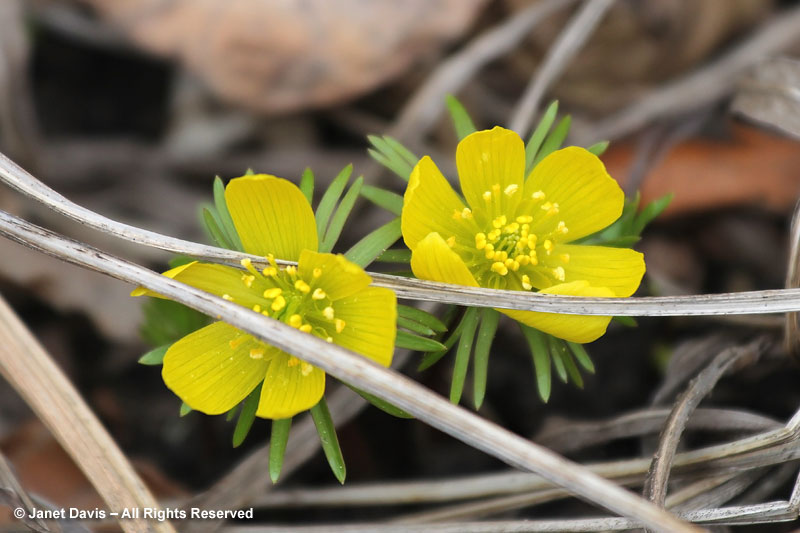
<box><xmin>401</xmin><ymin>126</ymin><xmax>645</xmax><ymax>343</ymax></box>
<box><xmin>134</xmin><ymin>174</ymin><xmax>396</xmax><ymax>419</ymax></box>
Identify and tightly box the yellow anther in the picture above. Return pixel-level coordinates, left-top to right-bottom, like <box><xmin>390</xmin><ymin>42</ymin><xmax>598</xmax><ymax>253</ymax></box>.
<box><xmin>335</xmin><ymin>319</ymin><xmax>346</xmax><ymax>333</ymax></box>
<box><xmin>252</xmin><ymin>304</ymin><xmax>262</xmax><ymax>313</ymax></box>
<box><xmin>300</xmin><ymin>362</ymin><xmax>314</xmax><ymax>376</ymax></box>
<box><xmin>241</xmin><ymin>258</ymin><xmax>253</xmax><ymax>268</ymax></box>
<box><xmin>222</xmin><ymin>294</ymin><xmax>234</xmax><ymax>302</ymax></box>
<box><xmin>482</xmin><ymin>190</ymin><xmax>492</xmax><ymax>202</ymax></box>
<box><xmin>249</xmin><ymin>348</ymin><xmax>264</xmax><ymax>359</ymax></box>
<box><xmin>446</xmin><ymin>236</ymin><xmax>456</xmax><ymax>247</ymax></box>
<box><xmin>241</xmin><ymin>274</ymin><xmax>255</xmax><ymax>288</ymax></box>
<box><xmin>287</xmin><ymin>356</ymin><xmax>300</xmax><ymax>367</ymax></box>
<box><xmin>496</xmin><ymin>250</ymin><xmax>508</xmax><ymax>262</ymax></box>
<box><xmin>492</xmin><ymin>183</ymin><xmax>501</xmax><ymax>194</ymax></box>
<box><xmin>504</xmin><ymin>222</ymin><xmax>519</xmax><ymax>233</ymax></box>
<box><xmin>326</xmin><ymin>336</ymin><xmax>333</xmax><ymax>343</ymax></box>
<box><xmin>546</xmin><ymin>203</ymin><xmax>560</xmax><ymax>216</ymax></box>
<box><xmin>559</xmin><ymin>253</ymin><xmax>571</xmax><ymax>264</ymax></box>
<box><xmin>516</xmin><ymin>215</ymin><xmax>533</xmax><ymax>224</ymax></box>
<box><xmin>492</xmin><ymin>215</ymin><xmax>507</xmax><ymax>229</ymax></box>
<box><xmin>553</xmin><ymin>266</ymin><xmax>566</xmax><ymax>281</ymax></box>
<box><xmin>504</xmin><ymin>258</ymin><xmax>515</xmax><ymax>268</ymax></box>
<box><xmin>515</xmin><ymin>240</ymin><xmax>526</xmax><ymax>251</ymax></box>
<box><xmin>313</xmin><ymin>267</ymin><xmax>323</xmax><ymax>278</ymax></box>
<box><xmin>475</xmin><ymin>233</ymin><xmax>487</xmax><ymax>250</ymax></box>
<box><xmin>285</xmin><ymin>265</ymin><xmax>297</xmax><ymax>276</ymax></box>
<box><xmin>299</xmin><ymin>324</ymin><xmax>312</xmax><ymax>333</ymax></box>
<box><xmin>557</xmin><ymin>221</ymin><xmax>569</xmax><ymax>234</ymax></box>
<box><xmin>262</xmin><ymin>266</ymin><xmax>278</xmax><ymax>277</ymax></box>
<box><xmin>461</xmin><ymin>207</ymin><xmax>473</xmax><ymax>219</ymax></box>
<box><xmin>294</xmin><ymin>280</ymin><xmax>311</xmax><ymax>293</ymax></box>
<box><xmin>485</xmin><ymin>249</ymin><xmax>496</xmax><ymax>259</ymax></box>
<box><xmin>541</xmin><ymin>202</ymin><xmax>553</xmax><ymax>211</ymax></box>
<box><xmin>521</xmin><ymin>274</ymin><xmax>533</xmax><ymax>290</ymax></box>
<box><xmin>289</xmin><ymin>314</ymin><xmax>303</xmax><ymax>328</ymax></box>
<box><xmin>490</xmin><ymin>262</ymin><xmax>508</xmax><ymax>276</ymax></box>
<box><xmin>452</xmin><ymin>209</ymin><xmax>462</xmax><ymax>220</ymax></box>
<box><xmin>531</xmin><ymin>190</ymin><xmax>545</xmax><ymax>200</ymax></box>
<box><xmin>504</xmin><ymin>184</ymin><xmax>519</xmax><ymax>196</ymax></box>
<box><xmin>516</xmin><ymin>254</ymin><xmax>530</xmax><ymax>266</ymax></box>
<box><xmin>271</xmin><ymin>295</ymin><xmax>286</xmax><ymax>311</ymax></box>
<box><xmin>529</xmin><ymin>251</ymin><xmax>539</xmax><ymax>265</ymax></box>
<box><xmin>484</xmin><ymin>243</ymin><xmax>494</xmax><ymax>253</ymax></box>
<box><xmin>323</xmin><ymin>306</ymin><xmax>335</xmax><ymax>320</ymax></box>
<box><xmin>527</xmin><ymin>235</ymin><xmax>538</xmax><ymax>249</ymax></box>
<box><xmin>228</xmin><ymin>336</ymin><xmax>246</xmax><ymax>349</ymax></box>
<box><xmin>263</xmin><ymin>287</ymin><xmax>282</xmax><ymax>299</ymax></box>
<box><xmin>261</xmin><ymin>310</ymin><xmax>270</xmax><ymax>317</ymax></box>
<box><xmin>312</xmin><ymin>288</ymin><xmax>327</xmax><ymax>300</ymax></box>
<box><xmin>266</xmin><ymin>253</ymin><xmax>275</xmax><ymax>264</ymax></box>
<box><xmin>487</xmin><ymin>229</ymin><xmax>500</xmax><ymax>241</ymax></box>
<box><xmin>543</xmin><ymin>239</ymin><xmax>553</xmax><ymax>254</ymax></box>
<box><xmin>511</xmin><ymin>260</ymin><xmax>520</xmax><ymax>271</ymax></box>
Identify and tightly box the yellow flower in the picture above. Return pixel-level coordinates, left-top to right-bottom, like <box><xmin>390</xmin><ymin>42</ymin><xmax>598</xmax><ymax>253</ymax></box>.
<box><xmin>401</xmin><ymin>127</ymin><xmax>645</xmax><ymax>343</ymax></box>
<box><xmin>133</xmin><ymin>175</ymin><xmax>396</xmax><ymax>419</ymax></box>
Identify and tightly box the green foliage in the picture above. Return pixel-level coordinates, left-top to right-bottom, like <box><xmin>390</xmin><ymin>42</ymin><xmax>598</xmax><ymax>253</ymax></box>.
<box><xmin>179</xmin><ymin>402</ymin><xmax>192</xmax><ymax>417</ymax></box>
<box><xmin>344</xmin><ymin>218</ymin><xmax>402</xmax><ymax>268</ymax></box>
<box><xmin>521</xmin><ymin>325</ymin><xmax>596</xmax><ymax>402</ymax></box>
<box><xmin>269</xmin><ymin>418</ymin><xmax>292</xmax><ymax>483</ymax></box>
<box><xmin>446</xmin><ymin>94</ymin><xmax>477</xmax><ymax>140</ymax></box>
<box><xmin>320</xmin><ymin>176</ymin><xmax>364</xmax><ymax>252</ymax></box>
<box><xmin>310</xmin><ymin>399</ymin><xmax>346</xmax><ymax>484</ymax></box>
<box><xmin>232</xmin><ymin>384</ymin><xmax>261</xmax><ymax>447</ymax></box>
<box><xmin>473</xmin><ymin>308</ymin><xmax>499</xmax><ymax>409</ymax></box>
<box><xmin>139</xmin><ymin>298</ymin><xmax>210</xmax><ymax>348</ymax></box>
<box><xmin>300</xmin><ymin>167</ymin><xmax>315</xmax><ymax>204</ymax></box>
<box><xmin>360</xmin><ymin>184</ymin><xmax>403</xmax><ymax>216</ymax></box>
<box><xmin>579</xmin><ymin>192</ymin><xmax>674</xmax><ymax>247</ymax></box>
<box><xmin>367</xmin><ymin>135</ymin><xmax>418</xmax><ymax>181</ymax></box>
<box><xmin>138</xmin><ymin>344</ymin><xmax>169</xmax><ymax>365</ymax></box>
<box><xmin>315</xmin><ymin>164</ymin><xmax>353</xmax><ymax>243</ymax></box>
<box><xmin>375</xmin><ymin>248</ymin><xmax>412</xmax><ymax>264</ymax></box>
<box><xmin>348</xmin><ymin>386</ymin><xmax>413</xmax><ymax>419</ymax></box>
<box><xmin>449</xmin><ymin>307</ymin><xmax>480</xmax><ymax>405</ymax></box>
<box><xmin>396</xmin><ymin>330</ymin><xmax>447</xmax><ymax>352</ymax></box>
<box><xmin>524</xmin><ymin>100</ymin><xmax>559</xmax><ymax>174</ymax></box>
<box><xmin>397</xmin><ymin>304</ymin><xmax>447</xmax><ymax>333</ymax></box>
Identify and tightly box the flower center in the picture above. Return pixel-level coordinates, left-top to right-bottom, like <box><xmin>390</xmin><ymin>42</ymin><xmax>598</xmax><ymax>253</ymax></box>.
<box><xmin>452</xmin><ymin>187</ymin><xmax>571</xmax><ymax>291</ymax></box>
<box><xmin>224</xmin><ymin>257</ymin><xmax>345</xmax><ymax>376</ymax></box>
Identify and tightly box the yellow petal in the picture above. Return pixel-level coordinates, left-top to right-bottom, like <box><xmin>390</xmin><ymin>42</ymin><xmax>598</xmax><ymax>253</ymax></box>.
<box><xmin>131</xmin><ymin>261</ymin><xmax>264</xmax><ymax>309</ymax></box>
<box><xmin>402</xmin><ymin>156</ymin><xmax>475</xmax><ymax>250</ymax></box>
<box><xmin>457</xmin><ymin>127</ymin><xmax>525</xmax><ymax>216</ymax></box>
<box><xmin>162</xmin><ymin>322</ymin><xmax>270</xmax><ymax>415</ymax></box>
<box><xmin>257</xmin><ymin>351</ymin><xmax>325</xmax><ymax>419</ymax></box>
<box><xmin>500</xmin><ymin>281</ymin><xmax>615</xmax><ymax>343</ymax></box>
<box><xmin>225</xmin><ymin>174</ymin><xmax>318</xmax><ymax>260</ymax></box>
<box><xmin>297</xmin><ymin>250</ymin><xmax>371</xmax><ymax>301</ymax></box>
<box><xmin>543</xmin><ymin>244</ymin><xmax>646</xmax><ymax>297</ymax></box>
<box><xmin>331</xmin><ymin>287</ymin><xmax>396</xmax><ymax>367</ymax></box>
<box><xmin>410</xmin><ymin>232</ymin><xmax>479</xmax><ymax>288</ymax></box>
<box><xmin>523</xmin><ymin>147</ymin><xmax>623</xmax><ymax>241</ymax></box>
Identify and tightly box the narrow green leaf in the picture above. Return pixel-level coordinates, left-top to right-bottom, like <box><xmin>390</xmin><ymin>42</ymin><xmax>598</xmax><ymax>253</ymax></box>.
<box><xmin>201</xmin><ymin>207</ymin><xmax>234</xmax><ymax>250</ymax></box>
<box><xmin>269</xmin><ymin>418</ymin><xmax>292</xmax><ymax>484</ymax></box>
<box><xmin>613</xmin><ymin>315</ymin><xmax>638</xmax><ymax>327</ymax></box>
<box><xmin>315</xmin><ymin>164</ymin><xmax>353</xmax><ymax>241</ymax></box>
<box><xmin>524</xmin><ymin>100</ymin><xmax>559</xmax><ymax>174</ymax></box>
<box><xmin>179</xmin><ymin>402</ymin><xmax>192</xmax><ymax>417</ymax></box>
<box><xmin>549</xmin><ymin>336</ymin><xmax>568</xmax><ymax>384</ymax></box>
<box><xmin>167</xmin><ymin>255</ymin><xmax>195</xmax><ymax>269</ymax></box>
<box><xmin>226</xmin><ymin>406</ymin><xmax>239</xmax><ymax>422</ymax></box>
<box><xmin>449</xmin><ymin>307</ymin><xmax>479</xmax><ymax>405</ymax></box>
<box><xmin>244</xmin><ymin>168</ymin><xmax>255</xmax><ymax>175</ymax></box>
<box><xmin>348</xmin><ymin>386</ymin><xmax>413</xmax><ymax>419</ymax></box>
<box><xmin>445</xmin><ymin>94</ymin><xmax>477</xmax><ymax>140</ymax></box>
<box><xmin>397</xmin><ymin>316</ymin><xmax>435</xmax><ymax>336</ymax></box>
<box><xmin>568</xmin><ymin>342</ymin><xmax>595</xmax><ymax>373</ymax></box>
<box><xmin>397</xmin><ymin>305</ymin><xmax>447</xmax><ymax>333</ymax></box>
<box><xmin>233</xmin><ymin>384</ymin><xmax>261</xmax><ymax>447</ymax></box>
<box><xmin>473</xmin><ymin>308</ymin><xmax>499</xmax><ymax>409</ymax></box>
<box><xmin>375</xmin><ymin>248</ymin><xmax>412</xmax><ymax>263</ymax></box>
<box><xmin>586</xmin><ymin>140</ymin><xmax>609</xmax><ymax>156</ymax></box>
<box><xmin>521</xmin><ymin>326</ymin><xmax>551</xmax><ymax>402</ymax></box>
<box><xmin>344</xmin><ymin>218</ymin><xmax>402</xmax><ymax>268</ymax></box>
<box><xmin>138</xmin><ymin>344</ymin><xmax>169</xmax><ymax>366</ymax></box>
<box><xmin>561</xmin><ymin>350</ymin><xmax>584</xmax><ymax>389</ymax></box>
<box><xmin>383</xmin><ymin>136</ymin><xmax>419</xmax><ymax>168</ymax></box>
<box><xmin>418</xmin><ymin>308</ymin><xmax>467</xmax><ymax>371</ymax></box>
<box><xmin>360</xmin><ymin>184</ymin><xmax>403</xmax><ymax>216</ymax></box>
<box><xmin>310</xmin><ymin>399</ymin><xmax>346</xmax><ymax>484</ymax></box>
<box><xmin>320</xmin><ymin>176</ymin><xmax>364</xmax><ymax>252</ymax></box>
<box><xmin>396</xmin><ymin>330</ymin><xmax>447</xmax><ymax>352</ymax></box>
<box><xmin>300</xmin><ymin>167</ymin><xmax>315</xmax><ymax>205</ymax></box>
<box><xmin>213</xmin><ymin>176</ymin><xmax>243</xmax><ymax>251</ymax></box>
<box><xmin>531</xmin><ymin>115</ymin><xmax>572</xmax><ymax>169</ymax></box>
<box><xmin>631</xmin><ymin>193</ymin><xmax>674</xmax><ymax>236</ymax></box>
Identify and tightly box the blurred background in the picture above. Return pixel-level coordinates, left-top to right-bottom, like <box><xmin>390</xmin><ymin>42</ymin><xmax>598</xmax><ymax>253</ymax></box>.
<box><xmin>1</xmin><ymin>0</ymin><xmax>800</xmax><ymax>529</ymax></box>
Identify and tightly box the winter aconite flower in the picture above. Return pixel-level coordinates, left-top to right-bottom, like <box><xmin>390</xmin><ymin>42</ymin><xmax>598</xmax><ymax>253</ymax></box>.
<box><xmin>134</xmin><ymin>175</ymin><xmax>396</xmax><ymax>419</ymax></box>
<box><xmin>401</xmin><ymin>127</ymin><xmax>644</xmax><ymax>343</ymax></box>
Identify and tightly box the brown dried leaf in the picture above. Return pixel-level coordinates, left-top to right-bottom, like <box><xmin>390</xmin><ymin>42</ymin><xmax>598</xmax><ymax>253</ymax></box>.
<box><xmin>733</xmin><ymin>56</ymin><xmax>800</xmax><ymax>139</ymax></box>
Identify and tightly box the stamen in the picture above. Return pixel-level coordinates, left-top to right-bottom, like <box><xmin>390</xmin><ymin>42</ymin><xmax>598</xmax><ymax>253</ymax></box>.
<box><xmin>452</xmin><ymin>209</ymin><xmax>462</xmax><ymax>220</ymax></box>
<box><xmin>252</xmin><ymin>304</ymin><xmax>262</xmax><ymax>313</ymax></box>
<box><xmin>490</xmin><ymin>262</ymin><xmax>508</xmax><ymax>276</ymax></box>
<box><xmin>299</xmin><ymin>324</ymin><xmax>312</xmax><ymax>333</ymax></box>
<box><xmin>289</xmin><ymin>314</ymin><xmax>303</xmax><ymax>328</ymax></box>
<box><xmin>475</xmin><ymin>233</ymin><xmax>487</xmax><ymax>250</ymax></box>
<box><xmin>263</xmin><ymin>287</ymin><xmax>282</xmax><ymax>299</ymax></box>
<box><xmin>326</xmin><ymin>336</ymin><xmax>333</xmax><ymax>343</ymax></box>
<box><xmin>312</xmin><ymin>288</ymin><xmax>327</xmax><ymax>300</ymax></box>
<box><xmin>271</xmin><ymin>295</ymin><xmax>287</xmax><ymax>311</ymax></box>
<box><xmin>516</xmin><ymin>215</ymin><xmax>533</xmax><ymax>224</ymax></box>
<box><xmin>446</xmin><ymin>236</ymin><xmax>456</xmax><ymax>247</ymax></box>
<box><xmin>300</xmin><ymin>362</ymin><xmax>314</xmax><ymax>376</ymax></box>
<box><xmin>222</xmin><ymin>294</ymin><xmax>235</xmax><ymax>302</ymax></box>
<box><xmin>262</xmin><ymin>266</ymin><xmax>278</xmax><ymax>277</ymax></box>
<box><xmin>313</xmin><ymin>268</ymin><xmax>323</xmax><ymax>278</ymax></box>
<box><xmin>492</xmin><ymin>215</ymin><xmax>507</xmax><ymax>229</ymax></box>
<box><xmin>294</xmin><ymin>280</ymin><xmax>311</xmax><ymax>293</ymax></box>
<box><xmin>482</xmin><ymin>190</ymin><xmax>492</xmax><ymax>202</ymax></box>
<box><xmin>241</xmin><ymin>274</ymin><xmax>255</xmax><ymax>288</ymax></box>
<box><xmin>323</xmin><ymin>306</ymin><xmax>335</xmax><ymax>320</ymax></box>
<box><xmin>285</xmin><ymin>265</ymin><xmax>297</xmax><ymax>277</ymax></box>
<box><xmin>241</xmin><ymin>258</ymin><xmax>261</xmax><ymax>277</ymax></box>
<box><xmin>559</xmin><ymin>253</ymin><xmax>570</xmax><ymax>264</ymax></box>
<box><xmin>543</xmin><ymin>239</ymin><xmax>553</xmax><ymax>254</ymax></box>
<box><xmin>287</xmin><ymin>356</ymin><xmax>300</xmax><ymax>367</ymax></box>
<box><xmin>249</xmin><ymin>348</ymin><xmax>264</xmax><ymax>359</ymax></box>
<box><xmin>521</xmin><ymin>274</ymin><xmax>532</xmax><ymax>290</ymax></box>
<box><xmin>335</xmin><ymin>319</ymin><xmax>346</xmax><ymax>333</ymax></box>
<box><xmin>557</xmin><ymin>221</ymin><xmax>569</xmax><ymax>234</ymax></box>
<box><xmin>229</xmin><ymin>336</ymin><xmax>247</xmax><ymax>349</ymax></box>
<box><xmin>491</xmin><ymin>184</ymin><xmax>501</xmax><ymax>194</ymax></box>
<box><xmin>504</xmin><ymin>184</ymin><xmax>519</xmax><ymax>196</ymax></box>
<box><xmin>531</xmin><ymin>190</ymin><xmax>545</xmax><ymax>201</ymax></box>
<box><xmin>461</xmin><ymin>207</ymin><xmax>473</xmax><ymax>219</ymax></box>
<box><xmin>553</xmin><ymin>266</ymin><xmax>566</xmax><ymax>281</ymax></box>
